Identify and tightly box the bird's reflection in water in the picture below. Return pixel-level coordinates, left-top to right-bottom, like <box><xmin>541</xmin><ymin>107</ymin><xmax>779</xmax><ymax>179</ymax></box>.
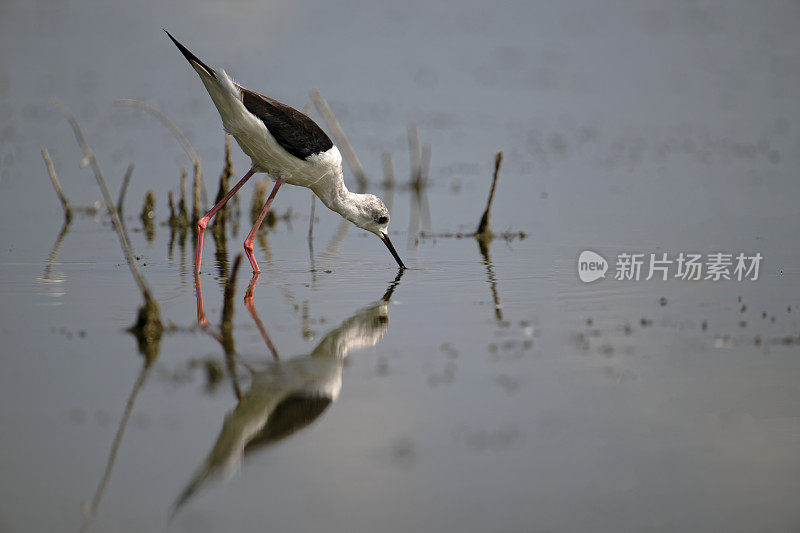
<box><xmin>179</xmin><ymin>267</ymin><xmax>404</xmax><ymax>513</ymax></box>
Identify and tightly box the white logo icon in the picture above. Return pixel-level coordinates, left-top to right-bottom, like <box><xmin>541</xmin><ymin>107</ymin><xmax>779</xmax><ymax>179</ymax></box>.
<box><xmin>578</xmin><ymin>250</ymin><xmax>608</xmax><ymax>283</ymax></box>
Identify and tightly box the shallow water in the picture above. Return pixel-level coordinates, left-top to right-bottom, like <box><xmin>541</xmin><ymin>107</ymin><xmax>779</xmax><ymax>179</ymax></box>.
<box><xmin>1</xmin><ymin>1</ymin><xmax>800</xmax><ymax>531</ymax></box>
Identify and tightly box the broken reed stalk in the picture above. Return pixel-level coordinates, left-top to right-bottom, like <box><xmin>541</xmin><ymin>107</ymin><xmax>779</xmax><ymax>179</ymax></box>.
<box><xmin>112</xmin><ymin>99</ymin><xmax>208</xmax><ymax>208</ymax></box>
<box><xmin>116</xmin><ymin>164</ymin><xmax>135</xmax><ymax>214</ymax></box>
<box><xmin>310</xmin><ymin>88</ymin><xmax>368</xmax><ymax>191</ymax></box>
<box><xmin>476</xmin><ymin>151</ymin><xmax>503</xmax><ymax>236</ymax></box>
<box><xmin>41</xmin><ymin>147</ymin><xmax>72</xmax><ymax>221</ymax></box>
<box><xmin>55</xmin><ymin>99</ymin><xmax>156</xmax><ymax>306</ymax></box>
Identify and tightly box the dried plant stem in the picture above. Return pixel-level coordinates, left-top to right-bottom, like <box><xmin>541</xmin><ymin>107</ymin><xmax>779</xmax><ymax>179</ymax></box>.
<box><xmin>380</xmin><ymin>151</ymin><xmax>395</xmax><ymax>212</ymax></box>
<box><xmin>117</xmin><ymin>164</ymin><xmax>135</xmax><ymax>214</ymax></box>
<box><xmin>420</xmin><ymin>143</ymin><xmax>431</xmax><ymax>186</ymax></box>
<box><xmin>418</xmin><ymin>143</ymin><xmax>432</xmax><ymax>231</ymax></box>
<box><xmin>476</xmin><ymin>151</ymin><xmax>503</xmax><ymax>236</ymax></box>
<box><xmin>408</xmin><ymin>123</ymin><xmax>421</xmax><ymax>183</ymax></box>
<box><xmin>381</xmin><ymin>151</ymin><xmax>395</xmax><ymax>188</ymax></box>
<box><xmin>192</xmin><ymin>160</ymin><xmax>201</xmax><ymax>223</ymax></box>
<box><xmin>41</xmin><ymin>148</ymin><xmax>72</xmax><ymax>220</ymax></box>
<box><xmin>112</xmin><ymin>99</ymin><xmax>208</xmax><ymax>207</ymax></box>
<box><xmin>55</xmin><ymin>99</ymin><xmax>155</xmax><ymax>305</ymax></box>
<box><xmin>179</xmin><ymin>167</ymin><xmax>188</xmax><ymax>223</ymax></box>
<box><xmin>168</xmin><ymin>190</ymin><xmax>176</xmax><ymax>221</ymax></box>
<box><xmin>212</xmin><ymin>134</ymin><xmax>234</xmax><ymax>225</ymax></box>
<box><xmin>310</xmin><ymin>88</ymin><xmax>367</xmax><ymax>191</ymax></box>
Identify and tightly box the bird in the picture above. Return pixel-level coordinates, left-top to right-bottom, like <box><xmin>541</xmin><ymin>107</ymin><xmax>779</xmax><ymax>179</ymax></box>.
<box><xmin>164</xmin><ymin>30</ymin><xmax>405</xmax><ymax>273</ymax></box>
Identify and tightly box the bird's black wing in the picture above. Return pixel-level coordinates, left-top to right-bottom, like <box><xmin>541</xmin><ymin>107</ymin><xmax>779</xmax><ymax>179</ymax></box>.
<box><xmin>240</xmin><ymin>87</ymin><xmax>333</xmax><ymax>160</ymax></box>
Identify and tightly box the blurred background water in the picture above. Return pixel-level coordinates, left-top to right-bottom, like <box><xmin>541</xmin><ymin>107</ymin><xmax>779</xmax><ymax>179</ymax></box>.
<box><xmin>1</xmin><ymin>1</ymin><xmax>799</xmax><ymax>531</ymax></box>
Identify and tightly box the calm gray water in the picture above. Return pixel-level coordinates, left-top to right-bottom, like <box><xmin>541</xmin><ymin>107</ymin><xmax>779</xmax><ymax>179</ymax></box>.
<box><xmin>1</xmin><ymin>1</ymin><xmax>799</xmax><ymax>531</ymax></box>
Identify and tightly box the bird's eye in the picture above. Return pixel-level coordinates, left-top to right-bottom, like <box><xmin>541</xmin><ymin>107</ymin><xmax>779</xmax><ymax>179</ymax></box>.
<box><xmin>377</xmin><ymin>216</ymin><xmax>388</xmax><ymax>224</ymax></box>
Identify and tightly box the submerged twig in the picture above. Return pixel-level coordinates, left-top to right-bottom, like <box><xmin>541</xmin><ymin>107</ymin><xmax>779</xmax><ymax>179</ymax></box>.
<box><xmin>112</xmin><ymin>99</ymin><xmax>208</xmax><ymax>208</ymax></box>
<box><xmin>310</xmin><ymin>88</ymin><xmax>367</xmax><ymax>191</ymax></box>
<box><xmin>476</xmin><ymin>151</ymin><xmax>503</xmax><ymax>236</ymax></box>
<box><xmin>41</xmin><ymin>147</ymin><xmax>72</xmax><ymax>222</ymax></box>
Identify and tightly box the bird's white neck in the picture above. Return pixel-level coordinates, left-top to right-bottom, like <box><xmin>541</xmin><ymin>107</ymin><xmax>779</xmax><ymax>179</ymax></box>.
<box><xmin>312</xmin><ymin>169</ymin><xmax>361</xmax><ymax>225</ymax></box>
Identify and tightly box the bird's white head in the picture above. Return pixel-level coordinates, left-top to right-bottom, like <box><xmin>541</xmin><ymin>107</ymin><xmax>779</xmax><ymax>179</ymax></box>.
<box><xmin>345</xmin><ymin>193</ymin><xmax>405</xmax><ymax>269</ymax></box>
<box><xmin>349</xmin><ymin>193</ymin><xmax>391</xmax><ymax>236</ymax></box>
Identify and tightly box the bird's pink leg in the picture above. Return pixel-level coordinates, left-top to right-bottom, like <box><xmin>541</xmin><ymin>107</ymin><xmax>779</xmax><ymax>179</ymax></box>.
<box><xmin>195</xmin><ymin>167</ymin><xmax>257</xmax><ymax>274</ymax></box>
<box><xmin>243</xmin><ymin>178</ymin><xmax>283</xmax><ymax>273</ymax></box>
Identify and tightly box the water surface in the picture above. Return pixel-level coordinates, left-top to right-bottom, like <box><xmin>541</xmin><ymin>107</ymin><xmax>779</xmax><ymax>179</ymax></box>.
<box><xmin>1</xmin><ymin>1</ymin><xmax>799</xmax><ymax>531</ymax></box>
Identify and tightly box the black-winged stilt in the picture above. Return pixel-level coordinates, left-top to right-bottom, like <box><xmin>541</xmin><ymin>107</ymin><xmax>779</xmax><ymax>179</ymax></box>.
<box><xmin>165</xmin><ymin>30</ymin><xmax>405</xmax><ymax>273</ymax></box>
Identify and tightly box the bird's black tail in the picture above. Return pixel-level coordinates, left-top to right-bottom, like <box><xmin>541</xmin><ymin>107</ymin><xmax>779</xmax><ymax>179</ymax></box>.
<box><xmin>164</xmin><ymin>29</ymin><xmax>217</xmax><ymax>79</ymax></box>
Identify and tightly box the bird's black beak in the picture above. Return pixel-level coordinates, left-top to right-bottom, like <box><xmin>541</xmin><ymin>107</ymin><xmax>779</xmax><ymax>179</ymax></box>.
<box><xmin>380</xmin><ymin>232</ymin><xmax>406</xmax><ymax>269</ymax></box>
